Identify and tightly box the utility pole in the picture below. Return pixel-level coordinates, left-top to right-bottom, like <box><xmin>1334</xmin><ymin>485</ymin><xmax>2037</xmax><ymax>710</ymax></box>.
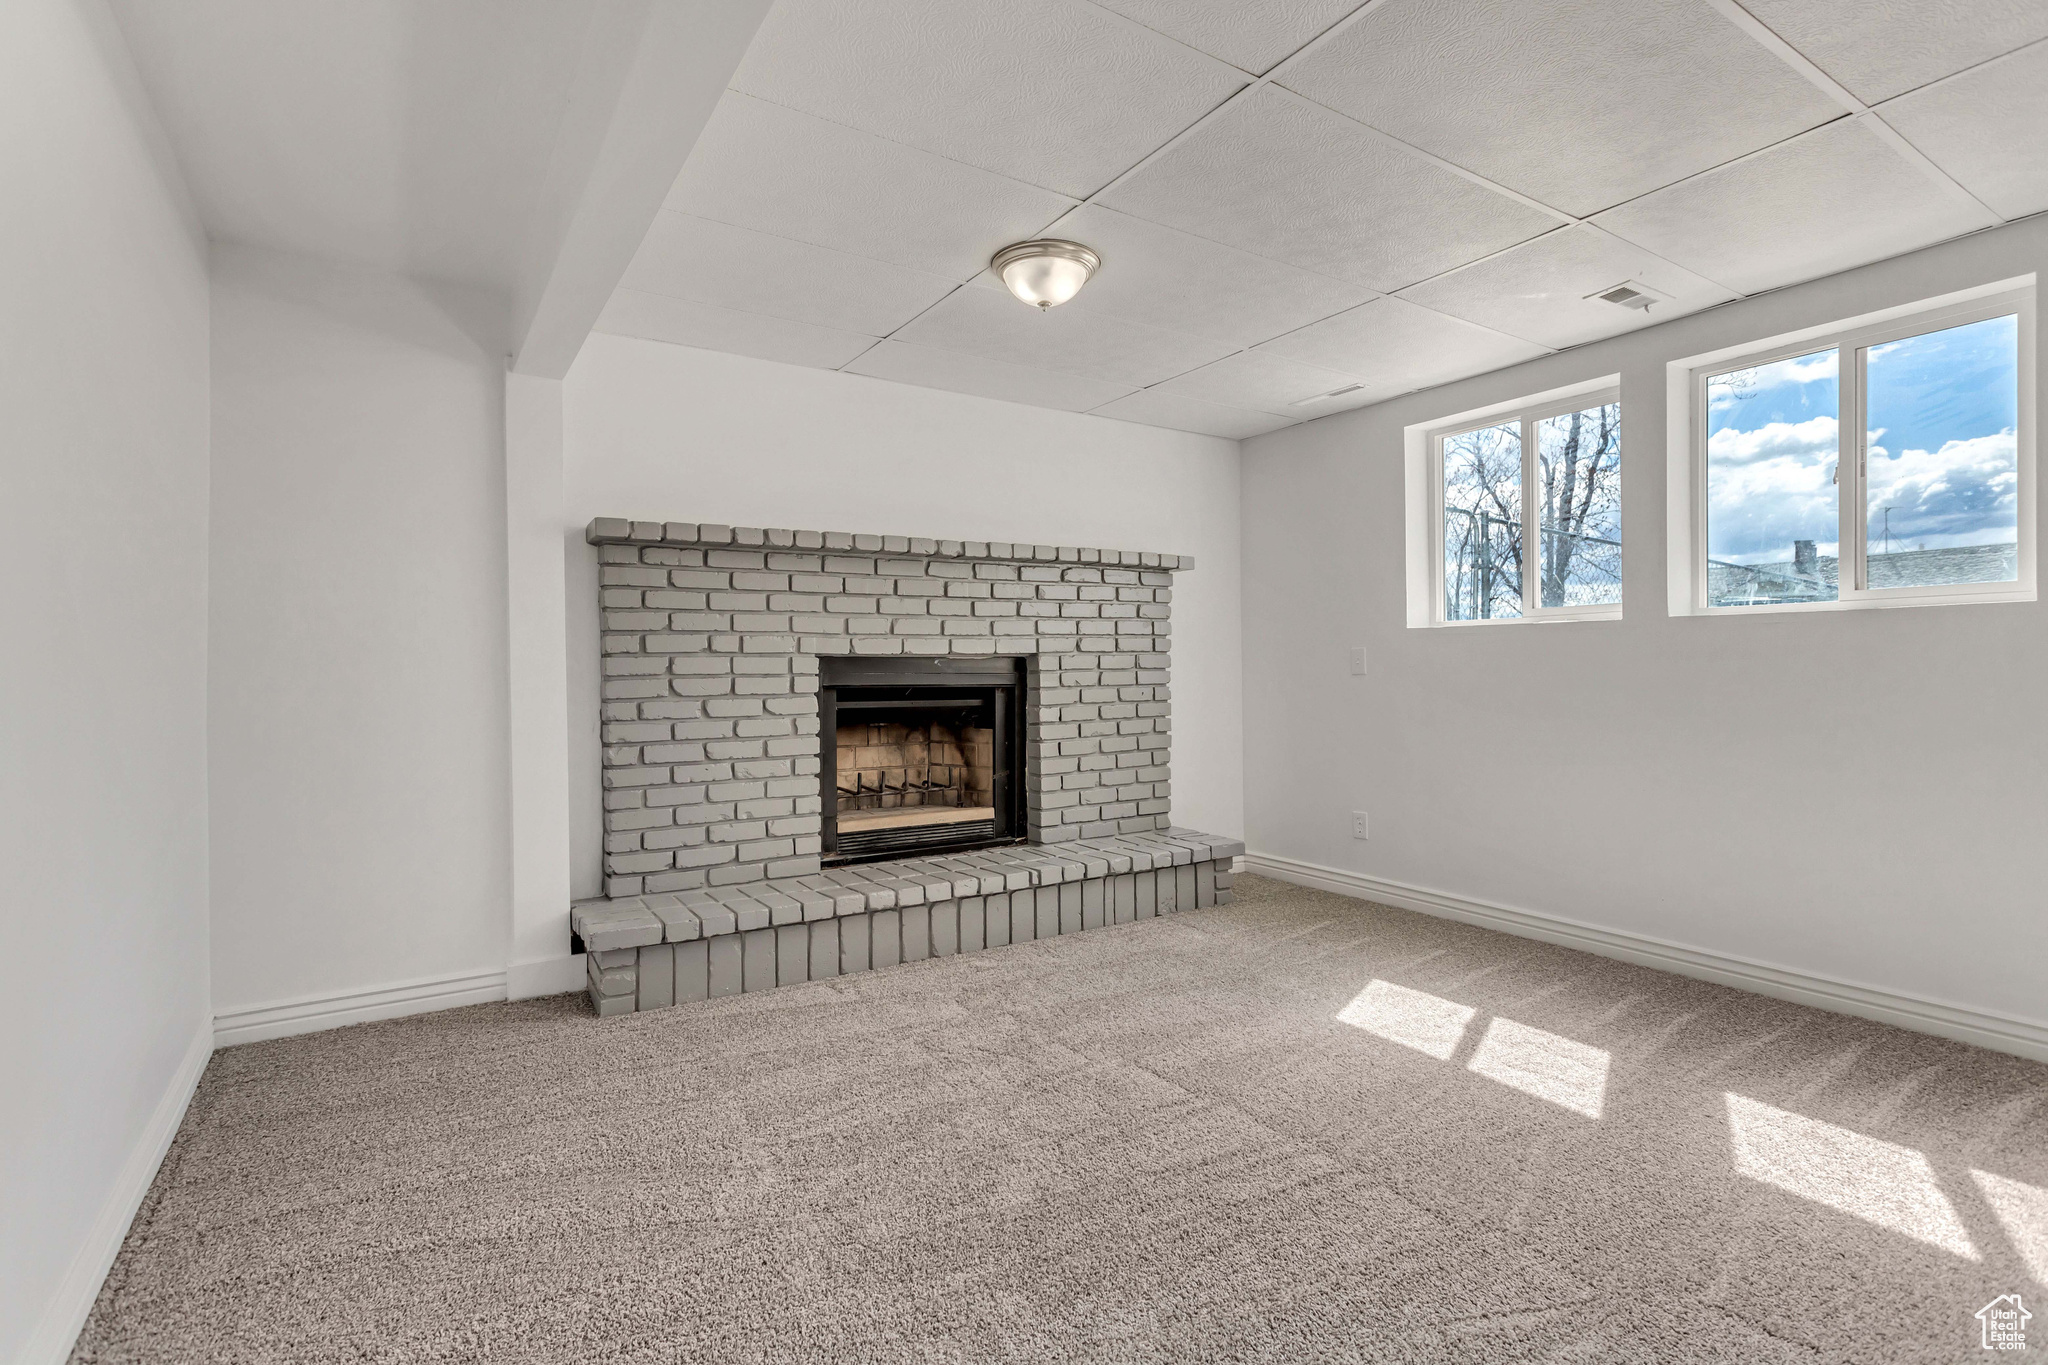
<box><xmin>1483</xmin><ymin>512</ymin><xmax>1492</xmax><ymax>618</ymax></box>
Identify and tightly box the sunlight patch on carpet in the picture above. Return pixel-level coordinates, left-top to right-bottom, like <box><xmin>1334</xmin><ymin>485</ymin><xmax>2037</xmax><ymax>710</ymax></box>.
<box><xmin>1726</xmin><ymin>1092</ymin><xmax>1979</xmax><ymax>1259</ymax></box>
<box><xmin>1336</xmin><ymin>979</ymin><xmax>1474</xmax><ymax>1059</ymax></box>
<box><xmin>1466</xmin><ymin>1016</ymin><xmax>1609</xmax><ymax>1119</ymax></box>
<box><xmin>1971</xmin><ymin>1168</ymin><xmax>2048</xmax><ymax>1284</ymax></box>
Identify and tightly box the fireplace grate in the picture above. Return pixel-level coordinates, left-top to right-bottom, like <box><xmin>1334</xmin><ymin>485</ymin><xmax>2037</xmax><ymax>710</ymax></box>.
<box><xmin>833</xmin><ymin>818</ymin><xmax>997</xmax><ymax>859</ymax></box>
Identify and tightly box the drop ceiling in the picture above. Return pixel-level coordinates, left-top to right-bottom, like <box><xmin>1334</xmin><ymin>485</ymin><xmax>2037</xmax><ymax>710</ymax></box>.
<box><xmin>599</xmin><ymin>0</ymin><xmax>2048</xmax><ymax>439</ymax></box>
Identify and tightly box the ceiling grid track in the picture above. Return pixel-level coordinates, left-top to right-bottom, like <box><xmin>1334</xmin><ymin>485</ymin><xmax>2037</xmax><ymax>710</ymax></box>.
<box><xmin>1702</xmin><ymin>0</ymin><xmax>2007</xmax><ymax>226</ymax></box>
<box><xmin>840</xmin><ymin>0</ymin><xmax>1816</xmax><ymax>412</ymax></box>
<box><xmin>607</xmin><ymin>0</ymin><xmax>2042</xmax><ymax>437</ymax></box>
<box><xmin>1071</xmin><ymin>0</ymin><xmax>1398</xmax><ymax>206</ymax></box>
<box><xmin>833</xmin><ymin>0</ymin><xmax>1406</xmax><ymax>388</ymax></box>
<box><xmin>830</xmin><ymin>0</ymin><xmax>1602</xmax><ymax>414</ymax></box>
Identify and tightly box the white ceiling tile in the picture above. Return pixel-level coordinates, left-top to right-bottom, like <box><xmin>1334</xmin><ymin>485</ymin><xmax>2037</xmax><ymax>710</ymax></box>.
<box><xmin>1397</xmin><ymin>224</ymin><xmax>1739</xmax><ymax>348</ymax></box>
<box><xmin>1037</xmin><ymin>203</ymin><xmax>1375</xmax><ymax>346</ymax></box>
<box><xmin>1150</xmin><ymin>347</ymin><xmax>1372</xmax><ymax>415</ymax></box>
<box><xmin>1088</xmin><ymin>0</ymin><xmax>1364</xmax><ymax>74</ymax></box>
<box><xmin>1738</xmin><ymin>0</ymin><xmax>2048</xmax><ymax>103</ymax></box>
<box><xmin>1091</xmin><ymin>389</ymin><xmax>1301</xmax><ymax>439</ymax></box>
<box><xmin>619</xmin><ymin>212</ymin><xmax>959</xmax><ymax>336</ymax></box>
<box><xmin>730</xmin><ymin>0</ymin><xmax>1247</xmax><ymax>197</ymax></box>
<box><xmin>593</xmin><ymin>290</ymin><xmax>878</xmax><ymax>370</ymax></box>
<box><xmin>1259</xmin><ymin>297</ymin><xmax>1549</xmax><ymax>393</ymax></box>
<box><xmin>590</xmin><ymin>0</ymin><xmax>2039</xmax><ymax>431</ymax></box>
<box><xmin>1278</xmin><ymin>0</ymin><xmax>1841</xmax><ymax>216</ymax></box>
<box><xmin>843</xmin><ymin>340</ymin><xmax>1137</xmax><ymax>412</ymax></box>
<box><xmin>891</xmin><ymin>282</ymin><xmax>1239</xmax><ymax>387</ymax></box>
<box><xmin>1591</xmin><ymin>118</ymin><xmax>1997</xmax><ymax>295</ymax></box>
<box><xmin>1098</xmin><ymin>87</ymin><xmax>1560</xmax><ymax>290</ymax></box>
<box><xmin>1880</xmin><ymin>43</ymin><xmax>2048</xmax><ymax>221</ymax></box>
<box><xmin>665</xmin><ymin>92</ymin><xmax>1077</xmax><ymax>279</ymax></box>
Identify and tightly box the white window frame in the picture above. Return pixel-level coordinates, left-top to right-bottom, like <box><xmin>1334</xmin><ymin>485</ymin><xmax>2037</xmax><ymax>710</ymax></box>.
<box><xmin>1408</xmin><ymin>379</ymin><xmax>1623</xmax><ymax>628</ymax></box>
<box><xmin>1668</xmin><ymin>279</ymin><xmax>2036</xmax><ymax>616</ymax></box>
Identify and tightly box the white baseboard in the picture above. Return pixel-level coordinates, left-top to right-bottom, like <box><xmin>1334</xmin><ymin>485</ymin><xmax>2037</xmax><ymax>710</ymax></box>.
<box><xmin>17</xmin><ymin>1019</ymin><xmax>213</xmax><ymax>1365</ymax></box>
<box><xmin>1245</xmin><ymin>851</ymin><xmax>2048</xmax><ymax>1064</ymax></box>
<box><xmin>213</xmin><ymin>967</ymin><xmax>508</xmax><ymax>1047</ymax></box>
<box><xmin>508</xmin><ymin>953</ymin><xmax>585</xmax><ymax>1001</ymax></box>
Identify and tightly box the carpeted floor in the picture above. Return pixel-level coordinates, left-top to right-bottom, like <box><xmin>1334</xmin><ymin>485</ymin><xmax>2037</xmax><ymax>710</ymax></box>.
<box><xmin>74</xmin><ymin>875</ymin><xmax>2047</xmax><ymax>1364</ymax></box>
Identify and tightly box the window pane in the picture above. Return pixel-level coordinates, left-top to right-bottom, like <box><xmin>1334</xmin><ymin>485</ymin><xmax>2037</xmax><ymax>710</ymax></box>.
<box><xmin>1537</xmin><ymin>402</ymin><xmax>1621</xmax><ymax>607</ymax></box>
<box><xmin>1706</xmin><ymin>348</ymin><xmax>1840</xmax><ymax>606</ymax></box>
<box><xmin>1443</xmin><ymin>422</ymin><xmax>1522</xmax><ymax>620</ymax></box>
<box><xmin>1865</xmin><ymin>314</ymin><xmax>2019</xmax><ymax>589</ymax></box>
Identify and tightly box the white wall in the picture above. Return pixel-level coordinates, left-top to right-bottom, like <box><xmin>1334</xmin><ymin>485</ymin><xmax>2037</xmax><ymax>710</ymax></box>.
<box><xmin>560</xmin><ymin>334</ymin><xmax>1245</xmax><ymax>899</ymax></box>
<box><xmin>0</xmin><ymin>1</ymin><xmax>212</xmax><ymax>1358</ymax></box>
<box><xmin>208</xmin><ymin>244</ymin><xmax>512</xmax><ymax>1021</ymax></box>
<box><xmin>1242</xmin><ymin>214</ymin><xmax>2048</xmax><ymax>1033</ymax></box>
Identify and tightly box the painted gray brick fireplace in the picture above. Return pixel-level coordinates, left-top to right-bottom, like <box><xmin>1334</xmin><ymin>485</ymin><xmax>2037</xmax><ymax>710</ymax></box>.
<box><xmin>572</xmin><ymin>518</ymin><xmax>1242</xmax><ymax>1014</ymax></box>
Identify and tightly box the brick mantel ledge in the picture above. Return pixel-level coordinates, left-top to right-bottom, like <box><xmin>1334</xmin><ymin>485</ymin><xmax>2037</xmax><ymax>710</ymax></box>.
<box><xmin>586</xmin><ymin>518</ymin><xmax>1193</xmax><ymax>571</ymax></box>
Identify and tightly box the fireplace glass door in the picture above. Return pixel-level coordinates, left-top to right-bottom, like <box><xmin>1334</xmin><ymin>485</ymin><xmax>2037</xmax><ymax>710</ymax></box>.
<box><xmin>819</xmin><ymin>656</ymin><xmax>1024</xmax><ymax>863</ymax></box>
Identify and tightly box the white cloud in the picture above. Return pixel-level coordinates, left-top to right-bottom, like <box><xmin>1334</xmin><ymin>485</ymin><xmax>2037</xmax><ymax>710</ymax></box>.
<box><xmin>1757</xmin><ymin>350</ymin><xmax>1839</xmax><ymax>387</ymax></box>
<box><xmin>1708</xmin><ymin>414</ymin><xmax>1838</xmax><ymax>467</ymax></box>
<box><xmin>1866</xmin><ymin>429</ymin><xmax>2015</xmax><ymax>502</ymax></box>
<box><xmin>1708</xmin><ymin>350</ymin><xmax>1838</xmax><ymax>407</ymax></box>
<box><xmin>1707</xmin><ymin>417</ymin><xmax>1839</xmax><ymax>560</ymax></box>
<box><xmin>1866</xmin><ymin>430</ymin><xmax>2018</xmax><ymax>540</ymax></box>
<box><xmin>1706</xmin><ymin>425</ymin><xmax>2018</xmax><ymax>560</ymax></box>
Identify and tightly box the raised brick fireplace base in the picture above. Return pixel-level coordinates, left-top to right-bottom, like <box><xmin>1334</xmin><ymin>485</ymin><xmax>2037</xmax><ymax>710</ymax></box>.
<box><xmin>574</xmin><ymin>828</ymin><xmax>1243</xmax><ymax>1015</ymax></box>
<box><xmin>573</xmin><ymin>517</ymin><xmax>1237</xmax><ymax>1015</ymax></box>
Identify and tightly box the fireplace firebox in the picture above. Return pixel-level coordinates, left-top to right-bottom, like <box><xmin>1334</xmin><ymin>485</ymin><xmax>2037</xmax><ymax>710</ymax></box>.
<box><xmin>819</xmin><ymin>656</ymin><xmax>1026</xmax><ymax>864</ymax></box>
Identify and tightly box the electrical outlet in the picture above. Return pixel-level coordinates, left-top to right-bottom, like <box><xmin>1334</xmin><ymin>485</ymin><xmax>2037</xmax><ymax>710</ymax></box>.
<box><xmin>1351</xmin><ymin>810</ymin><xmax>1369</xmax><ymax>840</ymax></box>
<box><xmin>1349</xmin><ymin>646</ymin><xmax>1368</xmax><ymax>675</ymax></box>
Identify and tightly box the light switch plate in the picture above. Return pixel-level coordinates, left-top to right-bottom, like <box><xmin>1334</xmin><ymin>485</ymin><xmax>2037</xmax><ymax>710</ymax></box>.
<box><xmin>1349</xmin><ymin>647</ymin><xmax>1367</xmax><ymax>675</ymax></box>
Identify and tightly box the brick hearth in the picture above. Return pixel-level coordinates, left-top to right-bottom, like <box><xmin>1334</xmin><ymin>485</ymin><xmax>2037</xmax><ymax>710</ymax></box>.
<box><xmin>574</xmin><ymin>828</ymin><xmax>1244</xmax><ymax>1015</ymax></box>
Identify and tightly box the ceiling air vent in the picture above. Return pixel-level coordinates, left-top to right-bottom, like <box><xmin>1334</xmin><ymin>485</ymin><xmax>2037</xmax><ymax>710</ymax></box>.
<box><xmin>1588</xmin><ymin>280</ymin><xmax>1665</xmax><ymax>311</ymax></box>
<box><xmin>1292</xmin><ymin>383</ymin><xmax>1365</xmax><ymax>407</ymax></box>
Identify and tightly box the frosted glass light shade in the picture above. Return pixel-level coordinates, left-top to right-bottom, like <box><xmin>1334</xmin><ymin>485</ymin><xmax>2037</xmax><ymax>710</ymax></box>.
<box><xmin>992</xmin><ymin>239</ymin><xmax>1100</xmax><ymax>310</ymax></box>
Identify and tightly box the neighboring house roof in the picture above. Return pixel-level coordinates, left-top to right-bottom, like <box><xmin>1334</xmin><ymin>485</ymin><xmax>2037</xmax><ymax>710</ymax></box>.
<box><xmin>1708</xmin><ymin>542</ymin><xmax>2017</xmax><ymax>604</ymax></box>
<box><xmin>1866</xmin><ymin>543</ymin><xmax>2020</xmax><ymax>588</ymax></box>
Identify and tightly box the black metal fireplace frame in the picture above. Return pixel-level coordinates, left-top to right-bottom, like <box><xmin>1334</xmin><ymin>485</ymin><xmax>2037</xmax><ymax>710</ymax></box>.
<box><xmin>818</xmin><ymin>655</ymin><xmax>1027</xmax><ymax>865</ymax></box>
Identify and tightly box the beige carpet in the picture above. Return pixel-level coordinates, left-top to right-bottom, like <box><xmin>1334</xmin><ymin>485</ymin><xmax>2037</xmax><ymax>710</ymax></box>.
<box><xmin>75</xmin><ymin>875</ymin><xmax>2047</xmax><ymax>1363</ymax></box>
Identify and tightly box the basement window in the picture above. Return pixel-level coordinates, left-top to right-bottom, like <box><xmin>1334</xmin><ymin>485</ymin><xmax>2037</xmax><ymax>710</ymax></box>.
<box><xmin>1671</xmin><ymin>282</ymin><xmax>2036</xmax><ymax>614</ymax></box>
<box><xmin>1426</xmin><ymin>387</ymin><xmax>1622</xmax><ymax>625</ymax></box>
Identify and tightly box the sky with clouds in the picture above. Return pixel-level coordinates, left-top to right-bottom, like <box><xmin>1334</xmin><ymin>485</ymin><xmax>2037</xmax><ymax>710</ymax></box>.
<box><xmin>1706</xmin><ymin>314</ymin><xmax>2018</xmax><ymax>565</ymax></box>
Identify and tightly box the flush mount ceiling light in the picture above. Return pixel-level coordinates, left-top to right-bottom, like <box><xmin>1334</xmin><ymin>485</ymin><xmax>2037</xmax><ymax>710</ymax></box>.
<box><xmin>992</xmin><ymin>239</ymin><xmax>1100</xmax><ymax>311</ymax></box>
